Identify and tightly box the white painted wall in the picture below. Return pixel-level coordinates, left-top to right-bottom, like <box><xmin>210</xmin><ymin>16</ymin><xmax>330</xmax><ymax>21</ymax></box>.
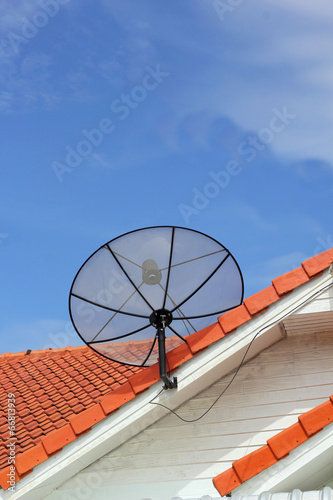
<box><xmin>46</xmin><ymin>326</ymin><xmax>333</xmax><ymax>500</ymax></box>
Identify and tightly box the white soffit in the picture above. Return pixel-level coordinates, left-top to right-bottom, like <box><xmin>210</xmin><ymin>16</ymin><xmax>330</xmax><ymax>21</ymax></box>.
<box><xmin>4</xmin><ymin>270</ymin><xmax>333</xmax><ymax>500</ymax></box>
<box><xmin>283</xmin><ymin>311</ymin><xmax>333</xmax><ymax>336</ymax></box>
<box><xmin>283</xmin><ymin>279</ymin><xmax>333</xmax><ymax>336</ymax></box>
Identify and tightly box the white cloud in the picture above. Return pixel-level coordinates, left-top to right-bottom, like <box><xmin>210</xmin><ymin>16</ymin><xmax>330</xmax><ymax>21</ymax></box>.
<box><xmin>139</xmin><ymin>0</ymin><xmax>333</xmax><ymax>164</ymax></box>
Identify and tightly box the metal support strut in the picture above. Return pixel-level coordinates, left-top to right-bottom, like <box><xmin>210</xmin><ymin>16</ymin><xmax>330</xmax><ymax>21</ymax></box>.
<box><xmin>150</xmin><ymin>308</ymin><xmax>177</xmax><ymax>390</ymax></box>
<box><xmin>157</xmin><ymin>325</ymin><xmax>178</xmax><ymax>390</ymax></box>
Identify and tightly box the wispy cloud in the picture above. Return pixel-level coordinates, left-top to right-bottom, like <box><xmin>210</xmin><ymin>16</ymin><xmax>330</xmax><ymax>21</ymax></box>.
<box><xmin>0</xmin><ymin>0</ymin><xmax>41</xmax><ymax>33</ymax></box>
<box><xmin>0</xmin><ymin>51</ymin><xmax>59</xmax><ymax>111</ymax></box>
<box><xmin>85</xmin><ymin>153</ymin><xmax>114</xmax><ymax>169</ymax></box>
<box><xmin>233</xmin><ymin>204</ymin><xmax>279</xmax><ymax>233</ymax></box>
<box><xmin>275</xmin><ymin>0</ymin><xmax>333</xmax><ymax>20</ymax></box>
<box><xmin>0</xmin><ymin>90</ymin><xmax>13</xmax><ymax>112</ymax></box>
<box><xmin>247</xmin><ymin>251</ymin><xmax>310</xmax><ymax>293</ymax></box>
<box><xmin>99</xmin><ymin>0</ymin><xmax>160</xmax><ymax>82</ymax></box>
<box><xmin>266</xmin><ymin>251</ymin><xmax>310</xmax><ymax>278</ymax></box>
<box><xmin>0</xmin><ymin>1</ymin><xmax>75</xmax><ymax>112</ymax></box>
<box><xmin>60</xmin><ymin>69</ymin><xmax>96</xmax><ymax>103</ymax></box>
<box><xmin>134</xmin><ymin>0</ymin><xmax>333</xmax><ymax>164</ymax></box>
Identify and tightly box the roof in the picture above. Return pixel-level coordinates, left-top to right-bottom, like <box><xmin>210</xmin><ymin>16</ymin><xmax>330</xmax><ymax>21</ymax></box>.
<box><xmin>0</xmin><ymin>247</ymin><xmax>332</xmax><ymax>493</ymax></box>
<box><xmin>213</xmin><ymin>395</ymin><xmax>333</xmax><ymax>496</ymax></box>
<box><xmin>0</xmin><ymin>346</ymin><xmax>142</xmax><ymax>472</ymax></box>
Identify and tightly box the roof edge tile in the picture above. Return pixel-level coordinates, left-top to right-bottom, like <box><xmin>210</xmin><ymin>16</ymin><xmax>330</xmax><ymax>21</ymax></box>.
<box><xmin>233</xmin><ymin>444</ymin><xmax>277</xmax><ymax>483</ymax></box>
<box><xmin>69</xmin><ymin>403</ymin><xmax>106</xmax><ymax>435</ymax></box>
<box><xmin>272</xmin><ymin>266</ymin><xmax>310</xmax><ymax>296</ymax></box>
<box><xmin>213</xmin><ymin>467</ymin><xmax>242</xmax><ymax>496</ymax></box>
<box><xmin>99</xmin><ymin>382</ymin><xmax>136</xmax><ymax>415</ymax></box>
<box><xmin>186</xmin><ymin>322</ymin><xmax>225</xmax><ymax>353</ymax></box>
<box><xmin>298</xmin><ymin>399</ymin><xmax>333</xmax><ymax>436</ymax></box>
<box><xmin>166</xmin><ymin>342</ymin><xmax>193</xmax><ymax>370</ymax></box>
<box><xmin>128</xmin><ymin>364</ymin><xmax>160</xmax><ymax>395</ymax></box>
<box><xmin>267</xmin><ymin>422</ymin><xmax>308</xmax><ymax>459</ymax></box>
<box><xmin>15</xmin><ymin>443</ymin><xmax>49</xmax><ymax>476</ymax></box>
<box><xmin>218</xmin><ymin>305</ymin><xmax>252</xmax><ymax>333</ymax></box>
<box><xmin>0</xmin><ymin>465</ymin><xmax>30</xmax><ymax>491</ymax></box>
<box><xmin>302</xmin><ymin>248</ymin><xmax>333</xmax><ymax>277</ymax></box>
<box><xmin>244</xmin><ymin>285</ymin><xmax>280</xmax><ymax>315</ymax></box>
<box><xmin>41</xmin><ymin>423</ymin><xmax>76</xmax><ymax>455</ymax></box>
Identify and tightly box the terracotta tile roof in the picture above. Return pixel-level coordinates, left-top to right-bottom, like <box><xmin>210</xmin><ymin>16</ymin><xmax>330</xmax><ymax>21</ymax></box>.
<box><xmin>0</xmin><ymin>247</ymin><xmax>332</xmax><ymax>491</ymax></box>
<box><xmin>0</xmin><ymin>346</ymin><xmax>143</xmax><ymax>486</ymax></box>
<box><xmin>95</xmin><ymin>335</ymin><xmax>183</xmax><ymax>365</ymax></box>
<box><xmin>213</xmin><ymin>395</ymin><xmax>333</xmax><ymax>496</ymax></box>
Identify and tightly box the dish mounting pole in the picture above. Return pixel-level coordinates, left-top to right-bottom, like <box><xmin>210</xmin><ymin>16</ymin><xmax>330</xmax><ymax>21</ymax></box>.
<box><xmin>150</xmin><ymin>309</ymin><xmax>177</xmax><ymax>390</ymax></box>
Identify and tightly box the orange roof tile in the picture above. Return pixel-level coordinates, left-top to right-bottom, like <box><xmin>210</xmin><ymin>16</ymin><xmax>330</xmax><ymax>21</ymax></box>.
<box><xmin>243</xmin><ymin>285</ymin><xmax>280</xmax><ymax>315</ymax></box>
<box><xmin>213</xmin><ymin>395</ymin><xmax>333</xmax><ymax>496</ymax></box>
<box><xmin>0</xmin><ymin>247</ymin><xmax>332</xmax><ymax>491</ymax></box>
<box><xmin>272</xmin><ymin>266</ymin><xmax>310</xmax><ymax>295</ymax></box>
<box><xmin>232</xmin><ymin>444</ymin><xmax>278</xmax><ymax>484</ymax></box>
<box><xmin>218</xmin><ymin>304</ymin><xmax>252</xmax><ymax>333</ymax></box>
<box><xmin>0</xmin><ymin>347</ymin><xmax>142</xmax><ymax>475</ymax></box>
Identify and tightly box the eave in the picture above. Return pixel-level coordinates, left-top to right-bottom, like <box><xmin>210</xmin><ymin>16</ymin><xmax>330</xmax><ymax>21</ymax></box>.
<box><xmin>230</xmin><ymin>422</ymin><xmax>333</xmax><ymax>496</ymax></box>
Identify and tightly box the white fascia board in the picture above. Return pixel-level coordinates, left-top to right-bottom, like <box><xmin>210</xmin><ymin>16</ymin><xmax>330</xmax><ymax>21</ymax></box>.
<box><xmin>5</xmin><ymin>270</ymin><xmax>333</xmax><ymax>500</ymax></box>
<box><xmin>231</xmin><ymin>422</ymin><xmax>333</xmax><ymax>496</ymax></box>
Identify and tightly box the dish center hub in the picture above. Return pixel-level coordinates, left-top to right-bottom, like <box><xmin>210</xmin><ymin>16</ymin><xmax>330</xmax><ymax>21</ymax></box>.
<box><xmin>150</xmin><ymin>309</ymin><xmax>173</xmax><ymax>328</ymax></box>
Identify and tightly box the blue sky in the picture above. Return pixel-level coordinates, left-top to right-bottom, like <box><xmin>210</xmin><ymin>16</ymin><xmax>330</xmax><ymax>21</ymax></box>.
<box><xmin>0</xmin><ymin>0</ymin><xmax>332</xmax><ymax>354</ymax></box>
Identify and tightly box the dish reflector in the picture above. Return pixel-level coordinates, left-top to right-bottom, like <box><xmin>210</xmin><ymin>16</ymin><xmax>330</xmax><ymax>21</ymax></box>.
<box><xmin>69</xmin><ymin>226</ymin><xmax>243</xmax><ymax>373</ymax></box>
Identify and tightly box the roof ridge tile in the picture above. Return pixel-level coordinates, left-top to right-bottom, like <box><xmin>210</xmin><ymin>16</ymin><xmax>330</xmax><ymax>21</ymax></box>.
<box><xmin>244</xmin><ymin>285</ymin><xmax>280</xmax><ymax>316</ymax></box>
<box><xmin>267</xmin><ymin>422</ymin><xmax>308</xmax><ymax>459</ymax></box>
<box><xmin>0</xmin><ymin>345</ymin><xmax>88</xmax><ymax>361</ymax></box>
<box><xmin>302</xmin><ymin>248</ymin><xmax>333</xmax><ymax>277</ymax></box>
<box><xmin>186</xmin><ymin>322</ymin><xmax>225</xmax><ymax>354</ymax></box>
<box><xmin>272</xmin><ymin>266</ymin><xmax>310</xmax><ymax>296</ymax></box>
<box><xmin>218</xmin><ymin>304</ymin><xmax>252</xmax><ymax>333</ymax></box>
<box><xmin>232</xmin><ymin>444</ymin><xmax>277</xmax><ymax>484</ymax></box>
<box><xmin>298</xmin><ymin>399</ymin><xmax>333</xmax><ymax>436</ymax></box>
<box><xmin>213</xmin><ymin>467</ymin><xmax>242</xmax><ymax>494</ymax></box>
<box><xmin>166</xmin><ymin>342</ymin><xmax>193</xmax><ymax>371</ymax></box>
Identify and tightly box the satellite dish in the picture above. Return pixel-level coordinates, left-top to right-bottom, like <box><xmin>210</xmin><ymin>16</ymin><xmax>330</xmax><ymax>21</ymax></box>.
<box><xmin>69</xmin><ymin>226</ymin><xmax>243</xmax><ymax>389</ymax></box>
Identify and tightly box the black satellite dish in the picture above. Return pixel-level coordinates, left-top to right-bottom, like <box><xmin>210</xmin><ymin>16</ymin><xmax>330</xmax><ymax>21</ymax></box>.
<box><xmin>69</xmin><ymin>226</ymin><xmax>243</xmax><ymax>389</ymax></box>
